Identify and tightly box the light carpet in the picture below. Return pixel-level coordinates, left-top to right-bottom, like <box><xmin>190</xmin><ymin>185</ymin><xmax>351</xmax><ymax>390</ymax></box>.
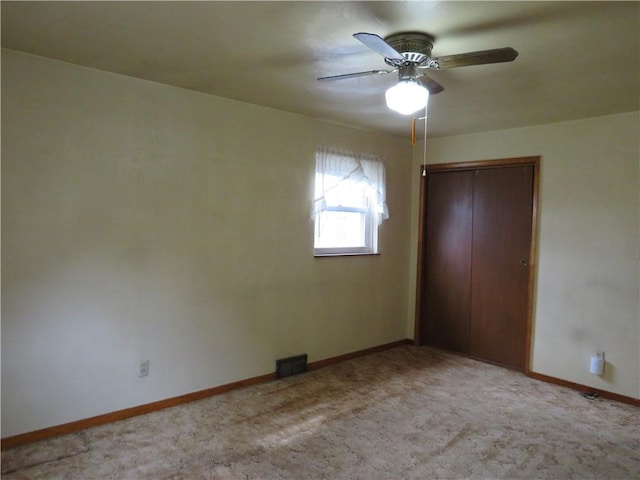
<box><xmin>2</xmin><ymin>346</ymin><xmax>639</xmax><ymax>479</ymax></box>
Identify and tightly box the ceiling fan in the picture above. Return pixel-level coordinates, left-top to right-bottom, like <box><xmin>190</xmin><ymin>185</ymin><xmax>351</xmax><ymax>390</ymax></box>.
<box><xmin>318</xmin><ymin>32</ymin><xmax>518</xmax><ymax>115</ymax></box>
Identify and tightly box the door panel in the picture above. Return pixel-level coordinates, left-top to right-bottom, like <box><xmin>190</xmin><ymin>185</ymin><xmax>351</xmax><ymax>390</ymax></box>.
<box><xmin>469</xmin><ymin>166</ymin><xmax>533</xmax><ymax>369</ymax></box>
<box><xmin>422</xmin><ymin>171</ymin><xmax>473</xmax><ymax>352</ymax></box>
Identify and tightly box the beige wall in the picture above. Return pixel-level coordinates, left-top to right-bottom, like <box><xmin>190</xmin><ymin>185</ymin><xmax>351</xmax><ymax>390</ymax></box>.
<box><xmin>409</xmin><ymin>111</ymin><xmax>640</xmax><ymax>399</ymax></box>
<box><xmin>1</xmin><ymin>50</ymin><xmax>413</xmax><ymax>437</ymax></box>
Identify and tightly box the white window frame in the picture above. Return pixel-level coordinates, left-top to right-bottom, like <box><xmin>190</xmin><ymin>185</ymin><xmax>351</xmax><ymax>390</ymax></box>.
<box><xmin>312</xmin><ymin>146</ymin><xmax>387</xmax><ymax>257</ymax></box>
<box><xmin>313</xmin><ymin>203</ymin><xmax>377</xmax><ymax>256</ymax></box>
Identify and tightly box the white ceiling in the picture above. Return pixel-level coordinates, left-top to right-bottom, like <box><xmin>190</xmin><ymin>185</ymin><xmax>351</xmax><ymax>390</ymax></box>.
<box><xmin>2</xmin><ymin>1</ymin><xmax>639</xmax><ymax>138</ymax></box>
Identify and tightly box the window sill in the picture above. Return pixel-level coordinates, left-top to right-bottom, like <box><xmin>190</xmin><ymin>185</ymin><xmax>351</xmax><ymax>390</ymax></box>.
<box><xmin>313</xmin><ymin>252</ymin><xmax>380</xmax><ymax>258</ymax></box>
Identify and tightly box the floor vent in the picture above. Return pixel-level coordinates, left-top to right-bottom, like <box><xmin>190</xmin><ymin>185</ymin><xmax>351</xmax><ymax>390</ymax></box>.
<box><xmin>276</xmin><ymin>354</ymin><xmax>308</xmax><ymax>379</ymax></box>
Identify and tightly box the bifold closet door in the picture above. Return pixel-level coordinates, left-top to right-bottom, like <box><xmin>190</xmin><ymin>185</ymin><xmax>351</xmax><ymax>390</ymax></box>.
<box><xmin>422</xmin><ymin>171</ymin><xmax>473</xmax><ymax>352</ymax></box>
<box><xmin>421</xmin><ymin>164</ymin><xmax>534</xmax><ymax>370</ymax></box>
<box><xmin>469</xmin><ymin>166</ymin><xmax>533</xmax><ymax>369</ymax></box>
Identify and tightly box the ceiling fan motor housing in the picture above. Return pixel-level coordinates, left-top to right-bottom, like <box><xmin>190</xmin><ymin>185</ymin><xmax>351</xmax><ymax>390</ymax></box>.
<box><xmin>384</xmin><ymin>32</ymin><xmax>435</xmax><ymax>66</ymax></box>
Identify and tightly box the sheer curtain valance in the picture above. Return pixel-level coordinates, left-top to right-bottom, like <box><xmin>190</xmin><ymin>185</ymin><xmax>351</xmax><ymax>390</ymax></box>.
<box><xmin>311</xmin><ymin>145</ymin><xmax>389</xmax><ymax>224</ymax></box>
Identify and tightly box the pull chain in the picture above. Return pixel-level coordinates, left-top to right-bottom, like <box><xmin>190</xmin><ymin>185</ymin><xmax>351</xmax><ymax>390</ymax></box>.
<box><xmin>421</xmin><ymin>104</ymin><xmax>429</xmax><ymax>176</ymax></box>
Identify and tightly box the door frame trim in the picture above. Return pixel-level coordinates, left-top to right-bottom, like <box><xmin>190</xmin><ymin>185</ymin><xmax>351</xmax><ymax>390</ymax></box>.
<box><xmin>413</xmin><ymin>156</ymin><xmax>540</xmax><ymax>374</ymax></box>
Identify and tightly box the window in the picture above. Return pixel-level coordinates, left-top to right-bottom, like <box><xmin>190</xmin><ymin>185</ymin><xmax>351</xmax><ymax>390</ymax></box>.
<box><xmin>312</xmin><ymin>146</ymin><xmax>388</xmax><ymax>256</ymax></box>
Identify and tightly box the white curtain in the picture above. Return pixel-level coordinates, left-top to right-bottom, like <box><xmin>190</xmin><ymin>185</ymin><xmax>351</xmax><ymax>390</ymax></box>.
<box><xmin>312</xmin><ymin>145</ymin><xmax>389</xmax><ymax>224</ymax></box>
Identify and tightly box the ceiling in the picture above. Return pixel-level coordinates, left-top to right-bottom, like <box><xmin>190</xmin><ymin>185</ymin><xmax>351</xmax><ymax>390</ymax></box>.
<box><xmin>2</xmin><ymin>1</ymin><xmax>639</xmax><ymax>138</ymax></box>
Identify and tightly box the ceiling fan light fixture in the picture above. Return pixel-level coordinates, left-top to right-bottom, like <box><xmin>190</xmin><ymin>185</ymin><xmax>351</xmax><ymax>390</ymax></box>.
<box><xmin>385</xmin><ymin>80</ymin><xmax>429</xmax><ymax>115</ymax></box>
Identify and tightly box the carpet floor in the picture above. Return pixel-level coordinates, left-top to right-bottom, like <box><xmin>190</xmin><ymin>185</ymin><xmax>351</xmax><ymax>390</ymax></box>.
<box><xmin>2</xmin><ymin>345</ymin><xmax>639</xmax><ymax>479</ymax></box>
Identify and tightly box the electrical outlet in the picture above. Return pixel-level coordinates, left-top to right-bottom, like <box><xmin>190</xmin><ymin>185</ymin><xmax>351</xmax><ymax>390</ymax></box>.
<box><xmin>139</xmin><ymin>360</ymin><xmax>149</xmax><ymax>377</ymax></box>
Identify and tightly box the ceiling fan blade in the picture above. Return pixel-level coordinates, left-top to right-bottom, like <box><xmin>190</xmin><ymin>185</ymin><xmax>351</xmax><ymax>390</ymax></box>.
<box><xmin>317</xmin><ymin>69</ymin><xmax>393</xmax><ymax>81</ymax></box>
<box><xmin>353</xmin><ymin>32</ymin><xmax>405</xmax><ymax>61</ymax></box>
<box><xmin>433</xmin><ymin>47</ymin><xmax>518</xmax><ymax>69</ymax></box>
<box><xmin>417</xmin><ymin>75</ymin><xmax>445</xmax><ymax>95</ymax></box>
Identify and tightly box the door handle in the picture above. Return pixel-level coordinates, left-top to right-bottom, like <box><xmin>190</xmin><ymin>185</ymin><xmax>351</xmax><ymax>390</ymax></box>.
<box><xmin>520</xmin><ymin>259</ymin><xmax>528</xmax><ymax>267</ymax></box>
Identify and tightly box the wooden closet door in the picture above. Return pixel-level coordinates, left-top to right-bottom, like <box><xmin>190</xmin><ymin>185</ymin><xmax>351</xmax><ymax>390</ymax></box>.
<box><xmin>422</xmin><ymin>171</ymin><xmax>473</xmax><ymax>352</ymax></box>
<box><xmin>469</xmin><ymin>166</ymin><xmax>533</xmax><ymax>369</ymax></box>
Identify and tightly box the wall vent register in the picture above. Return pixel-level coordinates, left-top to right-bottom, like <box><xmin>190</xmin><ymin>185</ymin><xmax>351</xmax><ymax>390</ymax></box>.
<box><xmin>276</xmin><ymin>354</ymin><xmax>308</xmax><ymax>379</ymax></box>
